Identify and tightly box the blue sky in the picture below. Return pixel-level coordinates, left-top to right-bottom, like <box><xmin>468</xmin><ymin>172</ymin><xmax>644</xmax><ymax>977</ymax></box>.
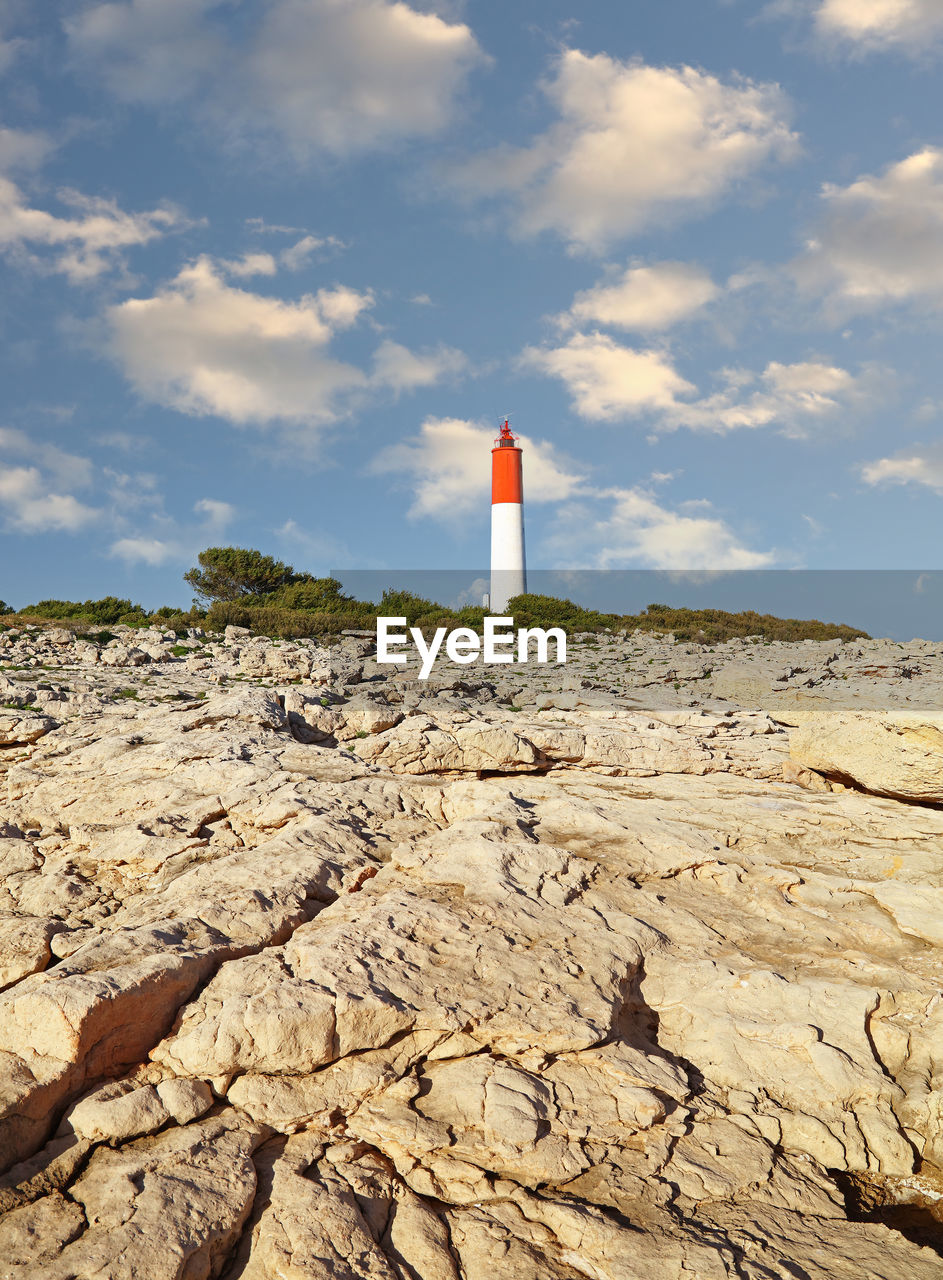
<box><xmin>2</xmin><ymin>0</ymin><xmax>943</xmax><ymax>609</ymax></box>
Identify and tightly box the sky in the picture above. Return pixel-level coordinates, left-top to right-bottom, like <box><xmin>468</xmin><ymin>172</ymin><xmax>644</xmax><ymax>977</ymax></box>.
<box><xmin>2</xmin><ymin>0</ymin><xmax>943</xmax><ymax>611</ymax></box>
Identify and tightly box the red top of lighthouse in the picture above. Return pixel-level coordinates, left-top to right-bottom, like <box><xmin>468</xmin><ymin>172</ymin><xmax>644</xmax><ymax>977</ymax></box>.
<box><xmin>494</xmin><ymin>418</ymin><xmax>519</xmax><ymax>449</ymax></box>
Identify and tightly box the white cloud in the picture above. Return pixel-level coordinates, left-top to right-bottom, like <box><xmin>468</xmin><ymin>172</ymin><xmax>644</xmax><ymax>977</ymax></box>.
<box><xmin>662</xmin><ymin>359</ymin><xmax>861</xmax><ymax>435</ymax></box>
<box><xmin>371</xmin><ymin>338</ymin><xmax>467</xmax><ymax>393</ymax></box>
<box><xmin>0</xmin><ymin>177</ymin><xmax>184</xmax><ymax>281</ymax></box>
<box><xmin>66</xmin><ymin>0</ymin><xmax>486</xmax><ymax>156</ymax></box>
<box><xmin>373</xmin><ymin>416</ymin><xmax>585</xmax><ymax>520</ymax></box>
<box><xmin>280</xmin><ymin>234</ymin><xmax>342</xmax><ymax>270</ymax></box>
<box><xmin>65</xmin><ymin>0</ymin><xmax>228</xmax><ymax>105</ymax></box>
<box><xmin>106</xmin><ymin>257</ymin><xmax>373</xmax><ymax>427</ymax></box>
<box><xmin>219</xmin><ymin>251</ymin><xmax>278</xmax><ymax>278</ymax></box>
<box><xmin>0</xmin><ymin>427</ymin><xmax>93</xmax><ymax>488</ymax></box>
<box><xmin>0</xmin><ymin>466</ymin><xmax>98</xmax><ymax>532</ymax></box>
<box><xmin>245</xmin><ymin>0</ymin><xmax>486</xmax><ymax>155</ymax></box>
<box><xmin>110</xmin><ymin>535</ymin><xmax>178</xmax><ymax>566</ymax></box>
<box><xmin>106</xmin><ymin>257</ymin><xmax>464</xmax><ymax>430</ymax></box>
<box><xmin>520</xmin><ymin>333</ymin><xmax>695</xmax><ymax>421</ymax></box>
<box><xmin>0</xmin><ymin>125</ymin><xmax>52</xmax><ymax>171</ymax></box>
<box><xmin>315</xmin><ymin>283</ymin><xmax>375</xmax><ymax>329</ymax></box>
<box><xmin>104</xmin><ymin>468</ymin><xmax>162</xmax><ymax>517</ymax></box>
<box><xmin>548</xmin><ymin>487</ymin><xmax>775</xmax><ymax>570</ymax></box>
<box><xmin>523</xmin><ymin>330</ymin><xmax>863</xmax><ymax>436</ymax></box>
<box><xmin>246</xmin><ymin>217</ymin><xmax>304</xmax><ymax>235</ymax></box>
<box><xmin>560</xmin><ymin>261</ymin><xmax>719</xmax><ymax>332</ymax></box>
<box><xmin>456</xmin><ymin>51</ymin><xmax>797</xmax><ymax>251</ymax></box>
<box><xmin>796</xmin><ymin>149</ymin><xmax>943</xmax><ymax>314</ymax></box>
<box><xmin>0</xmin><ymin>429</ymin><xmax>99</xmax><ymax>533</ymax></box>
<box><xmin>814</xmin><ymin>0</ymin><xmax>943</xmax><ymax>51</ymax></box>
<box><xmin>109</xmin><ymin>495</ymin><xmax>239</xmax><ymax>565</ymax></box>
<box><xmin>861</xmin><ymin>450</ymin><xmax>943</xmax><ymax>492</ymax></box>
<box><xmin>193</xmin><ymin>496</ymin><xmax>236</xmax><ymax>530</ymax></box>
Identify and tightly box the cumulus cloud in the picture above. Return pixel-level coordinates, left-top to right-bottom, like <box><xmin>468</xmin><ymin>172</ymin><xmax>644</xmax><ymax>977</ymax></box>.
<box><xmin>520</xmin><ymin>333</ymin><xmax>695</xmax><ymax>421</ymax></box>
<box><xmin>548</xmin><ymin>486</ymin><xmax>775</xmax><ymax>570</ymax></box>
<box><xmin>814</xmin><ymin>0</ymin><xmax>943</xmax><ymax>52</ymax></box>
<box><xmin>0</xmin><ymin>429</ymin><xmax>98</xmax><ymax>532</ymax></box>
<box><xmin>110</xmin><ymin>495</ymin><xmax>238</xmax><ymax>565</ymax></box>
<box><xmin>109</xmin><ymin>536</ymin><xmax>179</xmax><ymax>565</ymax></box>
<box><xmin>0</xmin><ymin>177</ymin><xmax>184</xmax><ymax>281</ymax></box>
<box><xmin>107</xmin><ymin>256</ymin><xmax>373</xmax><ymax>426</ymax></box>
<box><xmin>370</xmin><ymin>339</ymin><xmax>467</xmax><ymax>393</ymax></box>
<box><xmin>523</xmin><ymin>330</ymin><xmax>863</xmax><ymax>435</ymax></box>
<box><xmin>795</xmin><ymin>149</ymin><xmax>943</xmax><ymax>315</ymax></box>
<box><xmin>661</xmin><ymin>359</ymin><xmax>862</xmax><ymax>435</ymax></box>
<box><xmin>106</xmin><ymin>257</ymin><xmax>464</xmax><ymax>430</ymax></box>
<box><xmin>280</xmin><ymin>234</ymin><xmax>343</xmax><ymax>271</ymax></box>
<box><xmin>456</xmin><ymin>51</ymin><xmax>797</xmax><ymax>251</ymax></box>
<box><xmin>559</xmin><ymin>261</ymin><xmax>719</xmax><ymax>332</ymax></box>
<box><xmin>66</xmin><ymin>0</ymin><xmax>486</xmax><ymax>156</ymax></box>
<box><xmin>219</xmin><ymin>251</ymin><xmax>278</xmax><ymax>278</ymax></box>
<box><xmin>0</xmin><ymin>467</ymin><xmax>98</xmax><ymax>532</ymax></box>
<box><xmin>244</xmin><ymin>0</ymin><xmax>486</xmax><ymax>154</ymax></box>
<box><xmin>192</xmin><ymin>496</ymin><xmax>236</xmax><ymax>529</ymax></box>
<box><xmin>372</xmin><ymin>416</ymin><xmax>585</xmax><ymax>520</ymax></box>
<box><xmin>65</xmin><ymin>0</ymin><xmax>229</xmax><ymax>105</ymax></box>
<box><xmin>861</xmin><ymin>449</ymin><xmax>943</xmax><ymax>492</ymax></box>
<box><xmin>0</xmin><ymin>124</ymin><xmax>52</xmax><ymax>171</ymax></box>
<box><xmin>0</xmin><ymin>427</ymin><xmax>93</xmax><ymax>489</ymax></box>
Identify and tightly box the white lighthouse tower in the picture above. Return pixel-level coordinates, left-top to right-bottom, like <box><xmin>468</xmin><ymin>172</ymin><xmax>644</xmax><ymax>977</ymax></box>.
<box><xmin>490</xmin><ymin>419</ymin><xmax>526</xmax><ymax>613</ymax></box>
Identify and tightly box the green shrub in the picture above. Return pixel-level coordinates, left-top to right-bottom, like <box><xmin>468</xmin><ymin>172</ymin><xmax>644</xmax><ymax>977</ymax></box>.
<box><xmin>265</xmin><ymin>577</ymin><xmax>364</xmax><ymax>613</ymax></box>
<box><xmin>621</xmin><ymin>604</ymin><xmax>868</xmax><ymax>643</ymax></box>
<box><xmin>22</xmin><ymin>596</ymin><xmax>146</xmax><ymax>625</ymax></box>
<box><xmin>505</xmin><ymin>593</ymin><xmax>618</xmax><ymax>632</ymax></box>
<box><xmin>205</xmin><ymin>602</ymin><xmax>374</xmax><ymax>639</ymax></box>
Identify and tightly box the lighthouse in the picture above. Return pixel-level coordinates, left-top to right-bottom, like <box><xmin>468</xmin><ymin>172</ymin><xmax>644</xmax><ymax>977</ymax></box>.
<box><xmin>490</xmin><ymin>419</ymin><xmax>526</xmax><ymax>613</ymax></box>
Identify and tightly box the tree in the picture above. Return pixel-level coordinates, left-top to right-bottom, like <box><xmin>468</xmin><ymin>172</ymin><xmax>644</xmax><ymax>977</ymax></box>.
<box><xmin>184</xmin><ymin>547</ymin><xmax>304</xmax><ymax>605</ymax></box>
<box><xmin>0</xmin><ymin>600</ymin><xmax>10</xmax><ymax>615</ymax></box>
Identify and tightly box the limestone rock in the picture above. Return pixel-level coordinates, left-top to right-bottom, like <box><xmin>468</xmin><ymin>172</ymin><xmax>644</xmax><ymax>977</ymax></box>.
<box><xmin>155</xmin><ymin>1076</ymin><xmax>214</xmax><ymax>1124</ymax></box>
<box><xmin>64</xmin><ymin>1080</ymin><xmax>171</xmax><ymax>1142</ymax></box>
<box><xmin>791</xmin><ymin>707</ymin><xmax>943</xmax><ymax>800</ymax></box>
<box><xmin>353</xmin><ymin>714</ymin><xmax>540</xmax><ymax>774</ymax></box>
<box><xmin>0</xmin><ymin>916</ymin><xmax>59</xmax><ymax>989</ymax></box>
<box><xmin>0</xmin><ymin>712</ymin><xmax>57</xmax><ymax>745</ymax></box>
<box><xmin>4</xmin><ymin>1112</ymin><xmax>266</xmax><ymax>1279</ymax></box>
<box><xmin>2</xmin><ymin>625</ymin><xmax>943</xmax><ymax>1275</ymax></box>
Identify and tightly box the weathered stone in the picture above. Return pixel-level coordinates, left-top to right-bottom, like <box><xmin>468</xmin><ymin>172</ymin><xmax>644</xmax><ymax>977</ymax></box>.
<box><xmin>1</xmin><ymin>625</ymin><xmax>943</xmax><ymax>1275</ymax></box>
<box><xmin>155</xmin><ymin>1076</ymin><xmax>214</xmax><ymax>1124</ymax></box>
<box><xmin>791</xmin><ymin>707</ymin><xmax>943</xmax><ymax>800</ymax></box>
<box><xmin>64</xmin><ymin>1080</ymin><xmax>171</xmax><ymax>1142</ymax></box>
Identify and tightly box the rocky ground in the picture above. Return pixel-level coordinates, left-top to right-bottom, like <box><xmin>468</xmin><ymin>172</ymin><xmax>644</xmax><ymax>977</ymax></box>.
<box><xmin>2</xmin><ymin>620</ymin><xmax>943</xmax><ymax>1277</ymax></box>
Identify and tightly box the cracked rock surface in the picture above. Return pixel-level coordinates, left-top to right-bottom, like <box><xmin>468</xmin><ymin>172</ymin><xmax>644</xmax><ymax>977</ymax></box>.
<box><xmin>2</xmin><ymin>622</ymin><xmax>943</xmax><ymax>1276</ymax></box>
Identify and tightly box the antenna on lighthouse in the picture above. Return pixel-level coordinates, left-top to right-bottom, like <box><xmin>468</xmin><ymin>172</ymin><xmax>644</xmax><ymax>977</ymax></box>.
<box><xmin>490</xmin><ymin>416</ymin><xmax>526</xmax><ymax>613</ymax></box>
